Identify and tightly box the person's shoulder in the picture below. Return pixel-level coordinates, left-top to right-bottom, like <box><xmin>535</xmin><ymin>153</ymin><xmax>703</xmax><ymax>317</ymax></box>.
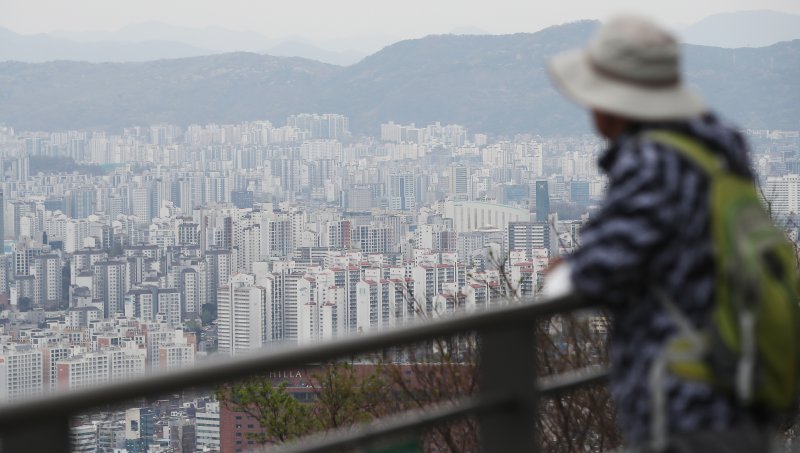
<box><xmin>682</xmin><ymin>114</ymin><xmax>753</xmax><ymax>178</ymax></box>
<box><xmin>611</xmin><ymin>130</ymin><xmax>677</xmax><ymax>171</ymax></box>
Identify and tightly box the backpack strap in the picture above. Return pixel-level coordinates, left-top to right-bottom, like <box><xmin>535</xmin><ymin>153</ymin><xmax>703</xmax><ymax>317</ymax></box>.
<box><xmin>642</xmin><ymin>130</ymin><xmax>727</xmax><ymax>177</ymax></box>
<box><xmin>640</xmin><ymin>130</ymin><xmax>723</xmax><ymax>450</ymax></box>
<box><xmin>649</xmin><ymin>286</ymin><xmax>709</xmax><ymax>452</ymax></box>
<box><xmin>647</xmin><ymin>129</ymin><xmax>761</xmax><ymax>405</ymax></box>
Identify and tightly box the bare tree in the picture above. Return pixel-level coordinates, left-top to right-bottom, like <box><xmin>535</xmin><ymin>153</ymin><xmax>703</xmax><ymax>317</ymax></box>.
<box><xmin>217</xmin><ymin>245</ymin><xmax>621</xmax><ymax>452</ymax></box>
<box><xmin>376</xmin><ymin>249</ymin><xmax>620</xmax><ymax>452</ymax></box>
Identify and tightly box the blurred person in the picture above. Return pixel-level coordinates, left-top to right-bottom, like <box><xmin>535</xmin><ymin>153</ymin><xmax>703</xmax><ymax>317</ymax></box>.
<box><xmin>543</xmin><ymin>14</ymin><xmax>790</xmax><ymax>453</ymax></box>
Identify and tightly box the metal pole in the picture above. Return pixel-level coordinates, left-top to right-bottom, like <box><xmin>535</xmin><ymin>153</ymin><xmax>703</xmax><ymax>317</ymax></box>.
<box><xmin>1</xmin><ymin>416</ymin><xmax>70</xmax><ymax>453</ymax></box>
<box><xmin>478</xmin><ymin>324</ymin><xmax>538</xmax><ymax>453</ymax></box>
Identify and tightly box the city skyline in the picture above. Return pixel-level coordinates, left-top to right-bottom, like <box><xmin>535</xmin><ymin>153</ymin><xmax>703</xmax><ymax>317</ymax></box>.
<box><xmin>0</xmin><ymin>110</ymin><xmax>796</xmax><ymax>450</ymax></box>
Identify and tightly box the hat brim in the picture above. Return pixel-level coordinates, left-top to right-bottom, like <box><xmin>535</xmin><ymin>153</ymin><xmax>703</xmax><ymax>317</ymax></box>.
<box><xmin>548</xmin><ymin>50</ymin><xmax>707</xmax><ymax>121</ymax></box>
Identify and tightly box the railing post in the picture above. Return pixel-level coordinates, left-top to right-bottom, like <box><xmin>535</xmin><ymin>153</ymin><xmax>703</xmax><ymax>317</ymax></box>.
<box><xmin>478</xmin><ymin>324</ymin><xmax>538</xmax><ymax>453</ymax></box>
<box><xmin>1</xmin><ymin>416</ymin><xmax>71</xmax><ymax>453</ymax></box>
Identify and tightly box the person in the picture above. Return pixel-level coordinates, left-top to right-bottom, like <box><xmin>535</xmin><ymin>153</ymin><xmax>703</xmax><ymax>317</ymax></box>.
<box><xmin>544</xmin><ymin>14</ymin><xmax>777</xmax><ymax>452</ymax></box>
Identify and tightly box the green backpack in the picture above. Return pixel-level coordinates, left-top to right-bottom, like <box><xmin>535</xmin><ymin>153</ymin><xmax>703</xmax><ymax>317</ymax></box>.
<box><xmin>646</xmin><ymin>130</ymin><xmax>800</xmax><ymax>414</ymax></box>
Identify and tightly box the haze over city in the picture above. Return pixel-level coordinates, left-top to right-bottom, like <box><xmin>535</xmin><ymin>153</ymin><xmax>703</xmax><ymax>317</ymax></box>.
<box><xmin>3</xmin><ymin>0</ymin><xmax>800</xmax><ymax>49</ymax></box>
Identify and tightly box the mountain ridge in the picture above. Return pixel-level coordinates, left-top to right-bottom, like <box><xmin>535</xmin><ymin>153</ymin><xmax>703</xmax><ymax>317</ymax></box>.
<box><xmin>682</xmin><ymin>10</ymin><xmax>800</xmax><ymax>48</ymax></box>
<box><xmin>1</xmin><ymin>21</ymin><xmax>798</xmax><ymax>135</ymax></box>
<box><xmin>0</xmin><ymin>27</ymin><xmax>214</xmax><ymax>63</ymax></box>
<box><xmin>6</xmin><ymin>22</ymin><xmax>383</xmax><ymax>65</ymax></box>
<box><xmin>6</xmin><ymin>11</ymin><xmax>800</xmax><ymax>64</ymax></box>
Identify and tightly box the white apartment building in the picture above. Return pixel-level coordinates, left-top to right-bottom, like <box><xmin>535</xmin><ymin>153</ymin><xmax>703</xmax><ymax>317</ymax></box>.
<box><xmin>297</xmin><ymin>270</ymin><xmax>348</xmax><ymax>344</ymax></box>
<box><xmin>448</xmin><ymin>165</ymin><xmax>470</xmax><ymax>201</ymax></box>
<box><xmin>195</xmin><ymin>401</ymin><xmax>221</xmax><ymax>452</ymax></box>
<box><xmin>273</xmin><ymin>270</ymin><xmax>302</xmax><ymax>342</ymax></box>
<box><xmin>64</xmin><ymin>219</ymin><xmax>91</xmax><ymax>253</ymax></box>
<box><xmin>107</xmin><ymin>347</ymin><xmax>146</xmax><ymax>382</ymax></box>
<box><xmin>442</xmin><ymin>201</ymin><xmax>532</xmax><ymax>233</ymax></box>
<box><xmin>126</xmin><ymin>289</ymin><xmax>157</xmax><ymax>322</ymax></box>
<box><xmin>764</xmin><ymin>174</ymin><xmax>800</xmax><ymax>216</ymax></box>
<box><xmin>44</xmin><ymin>212</ymin><xmax>68</xmax><ymax>243</ymax></box>
<box><xmin>70</xmin><ymin>424</ymin><xmax>98</xmax><ymax>453</ymax></box>
<box><xmin>55</xmin><ymin>346</ymin><xmax>146</xmax><ymax>391</ymax></box>
<box><xmin>0</xmin><ymin>344</ymin><xmax>44</xmax><ymax>402</ymax></box>
<box><xmin>157</xmin><ymin>289</ymin><xmax>182</xmax><ymax>327</ymax></box>
<box><xmin>506</xmin><ymin>221</ymin><xmax>552</xmax><ymax>260</ymax></box>
<box><xmin>172</xmin><ymin>266</ymin><xmax>205</xmax><ymax>317</ymax></box>
<box><xmin>238</xmin><ymin>223</ymin><xmax>261</xmax><ymax>273</ymax></box>
<box><xmin>356</xmin><ymin>279</ymin><xmax>397</xmax><ymax>332</ymax></box>
<box><xmin>157</xmin><ymin>342</ymin><xmax>195</xmax><ymax>371</ymax></box>
<box><xmin>92</xmin><ymin>260</ymin><xmax>128</xmax><ymax>317</ymax></box>
<box><xmin>130</xmin><ymin>186</ymin><xmax>152</xmax><ymax>223</ymax></box>
<box><xmin>42</xmin><ymin>345</ymin><xmax>71</xmax><ymax>391</ymax></box>
<box><xmin>462</xmin><ymin>282</ymin><xmax>491</xmax><ymax>312</ymax></box>
<box><xmin>388</xmin><ymin>173</ymin><xmax>416</xmax><ymax>211</ymax></box>
<box><xmin>323</xmin><ymin>220</ymin><xmax>351</xmax><ymax>249</ymax></box>
<box><xmin>217</xmin><ymin>273</ymin><xmax>270</xmax><ymax>356</ymax></box>
<box><xmin>32</xmin><ymin>254</ymin><xmax>63</xmax><ymax>308</ymax></box>
<box><xmin>412</xmin><ymin>262</ymin><xmax>465</xmax><ymax>315</ymax></box>
<box><xmin>70</xmin><ymin>249</ymin><xmax>108</xmax><ymax>281</ymax></box>
<box><xmin>145</xmin><ymin>326</ymin><xmax>187</xmax><ymax>369</ymax></box>
<box><xmin>380</xmin><ymin>122</ymin><xmax>403</xmax><ymax>142</ymax></box>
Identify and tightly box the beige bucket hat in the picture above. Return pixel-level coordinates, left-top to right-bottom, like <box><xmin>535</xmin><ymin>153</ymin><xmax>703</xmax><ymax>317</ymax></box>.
<box><xmin>548</xmin><ymin>14</ymin><xmax>706</xmax><ymax>121</ymax></box>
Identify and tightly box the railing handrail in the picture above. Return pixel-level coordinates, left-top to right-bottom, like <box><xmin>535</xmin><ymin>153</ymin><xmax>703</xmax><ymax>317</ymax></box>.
<box><xmin>270</xmin><ymin>366</ymin><xmax>611</xmax><ymax>453</ymax></box>
<box><xmin>0</xmin><ymin>293</ymin><xmax>592</xmax><ymax>428</ymax></box>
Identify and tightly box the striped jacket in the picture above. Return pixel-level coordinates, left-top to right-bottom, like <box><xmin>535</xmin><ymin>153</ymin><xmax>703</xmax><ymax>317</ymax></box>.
<box><xmin>567</xmin><ymin>114</ymin><xmax>756</xmax><ymax>445</ymax></box>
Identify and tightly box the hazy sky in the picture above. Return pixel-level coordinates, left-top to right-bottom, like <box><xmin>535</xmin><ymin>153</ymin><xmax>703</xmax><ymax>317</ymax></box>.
<box><xmin>3</xmin><ymin>0</ymin><xmax>800</xmax><ymax>40</ymax></box>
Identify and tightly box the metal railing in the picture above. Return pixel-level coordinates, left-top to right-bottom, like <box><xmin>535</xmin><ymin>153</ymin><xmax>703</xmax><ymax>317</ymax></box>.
<box><xmin>0</xmin><ymin>293</ymin><xmax>608</xmax><ymax>452</ymax></box>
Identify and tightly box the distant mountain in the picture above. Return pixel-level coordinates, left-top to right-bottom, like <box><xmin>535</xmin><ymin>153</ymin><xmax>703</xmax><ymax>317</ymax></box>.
<box><xmin>682</xmin><ymin>10</ymin><xmax>800</xmax><ymax>48</ymax></box>
<box><xmin>0</xmin><ymin>20</ymin><xmax>798</xmax><ymax>135</ymax></box>
<box><xmin>0</xmin><ymin>27</ymin><xmax>213</xmax><ymax>63</ymax></box>
<box><xmin>30</xmin><ymin>23</ymin><xmax>372</xmax><ymax>65</ymax></box>
<box><xmin>0</xmin><ymin>53</ymin><xmax>337</xmax><ymax>130</ymax></box>
<box><xmin>321</xmin><ymin>22</ymin><xmax>597</xmax><ymax>135</ymax></box>
<box><xmin>310</xmin><ymin>33</ymin><xmax>400</xmax><ymax>56</ymax></box>
<box><xmin>51</xmin><ymin>22</ymin><xmax>275</xmax><ymax>53</ymax></box>
<box><xmin>682</xmin><ymin>40</ymin><xmax>800</xmax><ymax>130</ymax></box>
<box><xmin>265</xmin><ymin>41</ymin><xmax>365</xmax><ymax>66</ymax></box>
<box><xmin>52</xmin><ymin>22</ymin><xmax>391</xmax><ymax>59</ymax></box>
<box><xmin>450</xmin><ymin>26</ymin><xmax>493</xmax><ymax>36</ymax></box>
